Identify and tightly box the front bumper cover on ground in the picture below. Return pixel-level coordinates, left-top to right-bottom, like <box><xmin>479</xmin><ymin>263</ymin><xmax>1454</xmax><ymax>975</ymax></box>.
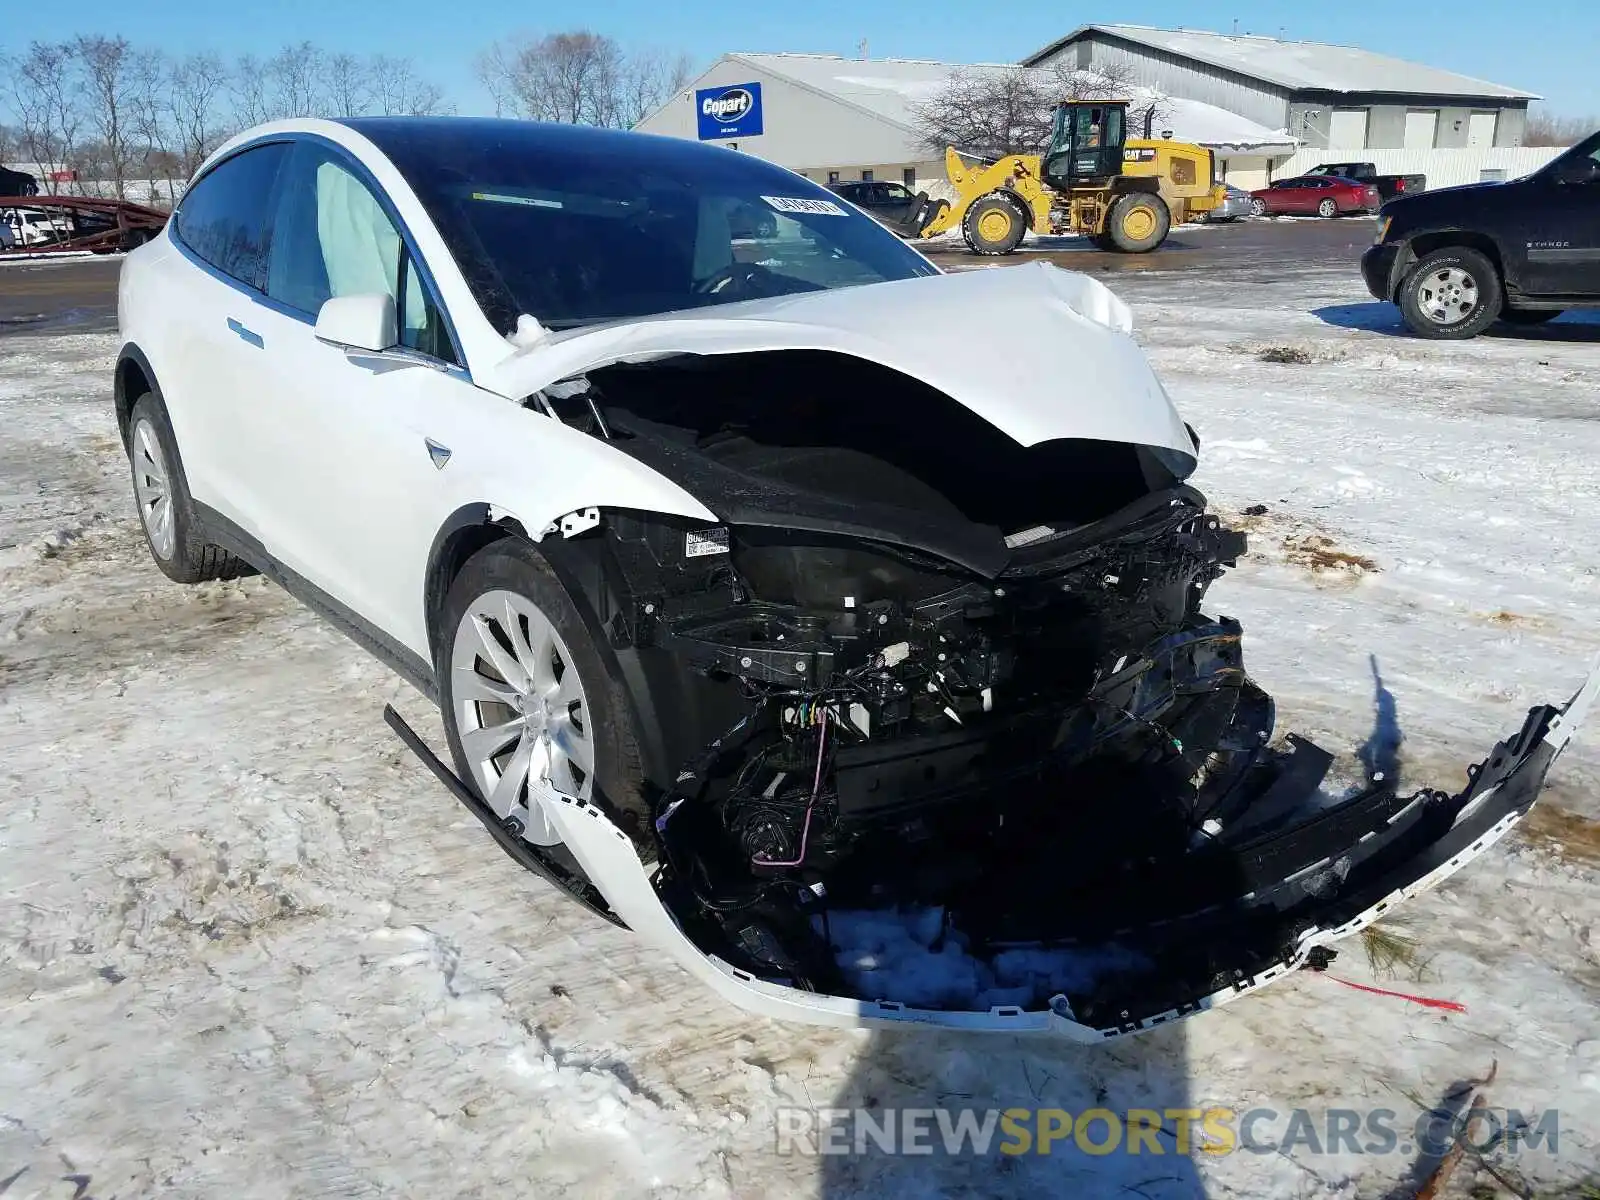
<box><xmin>387</xmin><ymin>659</ymin><xmax>1596</xmax><ymax>1040</ymax></box>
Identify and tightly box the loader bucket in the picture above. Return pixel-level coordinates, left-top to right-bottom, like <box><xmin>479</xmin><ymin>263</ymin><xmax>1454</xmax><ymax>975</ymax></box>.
<box><xmin>893</xmin><ymin>192</ymin><xmax>952</xmax><ymax>239</ymax></box>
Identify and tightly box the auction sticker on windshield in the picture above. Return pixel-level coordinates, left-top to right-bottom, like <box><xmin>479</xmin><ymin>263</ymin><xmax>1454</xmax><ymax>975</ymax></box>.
<box><xmin>761</xmin><ymin>196</ymin><xmax>848</xmax><ymax>216</ymax></box>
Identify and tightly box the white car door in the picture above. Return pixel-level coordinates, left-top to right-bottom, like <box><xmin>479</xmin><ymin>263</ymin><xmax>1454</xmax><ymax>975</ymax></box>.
<box><xmin>234</xmin><ymin>139</ymin><xmax>503</xmax><ymax>661</ymax></box>
<box><xmin>157</xmin><ymin>141</ymin><xmax>292</xmax><ymax>529</ymax></box>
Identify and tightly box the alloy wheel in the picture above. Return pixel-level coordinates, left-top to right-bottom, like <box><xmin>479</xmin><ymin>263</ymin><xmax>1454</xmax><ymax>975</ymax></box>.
<box><xmin>131</xmin><ymin>416</ymin><xmax>176</xmax><ymax>560</ymax></box>
<box><xmin>1416</xmin><ymin>266</ymin><xmax>1479</xmax><ymax>325</ymax></box>
<box><xmin>450</xmin><ymin>589</ymin><xmax>594</xmax><ymax>844</ymax></box>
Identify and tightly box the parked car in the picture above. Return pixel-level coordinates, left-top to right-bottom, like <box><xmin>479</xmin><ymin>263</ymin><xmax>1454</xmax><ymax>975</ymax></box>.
<box><xmin>1305</xmin><ymin>161</ymin><xmax>1426</xmax><ymax>202</ymax></box>
<box><xmin>1363</xmin><ymin>129</ymin><xmax>1600</xmax><ymax>339</ymax></box>
<box><xmin>2</xmin><ymin>205</ymin><xmax>70</xmax><ymax>247</ymax></box>
<box><xmin>115</xmin><ymin>116</ymin><xmax>1588</xmax><ymax>1039</ymax></box>
<box><xmin>1199</xmin><ymin>183</ymin><xmax>1254</xmax><ymax>222</ymax></box>
<box><xmin>826</xmin><ymin>179</ymin><xmax>922</xmax><ymax>229</ymax></box>
<box><xmin>1250</xmin><ymin>176</ymin><xmax>1382</xmax><ymax>218</ymax></box>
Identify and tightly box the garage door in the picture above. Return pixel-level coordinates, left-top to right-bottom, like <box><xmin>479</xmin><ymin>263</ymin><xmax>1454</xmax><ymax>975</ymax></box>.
<box><xmin>1328</xmin><ymin>109</ymin><xmax>1368</xmax><ymax>149</ymax></box>
<box><xmin>1403</xmin><ymin>110</ymin><xmax>1438</xmax><ymax>149</ymax></box>
<box><xmin>1467</xmin><ymin>112</ymin><xmax>1498</xmax><ymax>147</ymax></box>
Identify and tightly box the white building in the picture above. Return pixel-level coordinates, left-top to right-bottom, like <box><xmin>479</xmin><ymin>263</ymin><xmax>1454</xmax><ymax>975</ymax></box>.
<box><xmin>636</xmin><ymin>52</ymin><xmax>1295</xmax><ymax>192</ymax></box>
<box><xmin>1024</xmin><ymin>25</ymin><xmax>1549</xmax><ymax>187</ymax></box>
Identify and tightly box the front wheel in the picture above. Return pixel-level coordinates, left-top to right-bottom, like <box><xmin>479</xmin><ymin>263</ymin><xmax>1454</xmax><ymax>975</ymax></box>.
<box><xmin>1249</xmin><ymin>198</ymin><xmax>1268</xmax><ymax>217</ymax></box>
<box><xmin>438</xmin><ymin>539</ymin><xmax>648</xmax><ymax>851</ymax></box>
<box><xmin>1397</xmin><ymin>247</ymin><xmax>1503</xmax><ymax>339</ymax></box>
<box><xmin>961</xmin><ymin>194</ymin><xmax>1028</xmax><ymax>256</ymax></box>
<box><xmin>1317</xmin><ymin>198</ymin><xmax>1338</xmax><ymax>218</ymax></box>
<box><xmin>1105</xmin><ymin>193</ymin><xmax>1171</xmax><ymax>252</ymax></box>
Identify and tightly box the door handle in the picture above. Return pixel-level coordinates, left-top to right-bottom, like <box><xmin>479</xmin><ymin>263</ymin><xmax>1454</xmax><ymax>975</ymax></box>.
<box><xmin>227</xmin><ymin>317</ymin><xmax>264</xmax><ymax>349</ymax></box>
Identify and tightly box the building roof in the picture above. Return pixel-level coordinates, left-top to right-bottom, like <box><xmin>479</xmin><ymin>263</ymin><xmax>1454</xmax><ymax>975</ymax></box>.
<box><xmin>726</xmin><ymin>52</ymin><xmax>1295</xmax><ymax>150</ymax></box>
<box><xmin>1022</xmin><ymin>25</ymin><xmax>1540</xmax><ymax>101</ymax></box>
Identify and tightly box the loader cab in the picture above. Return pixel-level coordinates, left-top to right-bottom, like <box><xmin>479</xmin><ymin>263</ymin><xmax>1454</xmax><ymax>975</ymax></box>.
<box><xmin>1042</xmin><ymin>100</ymin><xmax>1129</xmax><ymax>191</ymax></box>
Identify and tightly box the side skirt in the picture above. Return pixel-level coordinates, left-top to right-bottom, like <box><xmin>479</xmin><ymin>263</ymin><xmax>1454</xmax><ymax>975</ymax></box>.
<box><xmin>192</xmin><ymin>501</ymin><xmax>439</xmax><ymax>702</ymax></box>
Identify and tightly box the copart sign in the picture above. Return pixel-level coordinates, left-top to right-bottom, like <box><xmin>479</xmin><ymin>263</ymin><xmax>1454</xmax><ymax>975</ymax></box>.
<box><xmin>696</xmin><ymin>82</ymin><xmax>764</xmax><ymax>140</ymax></box>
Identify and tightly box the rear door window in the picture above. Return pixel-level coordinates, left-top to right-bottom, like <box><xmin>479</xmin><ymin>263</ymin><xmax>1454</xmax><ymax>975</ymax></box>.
<box><xmin>174</xmin><ymin>142</ymin><xmax>289</xmax><ymax>287</ymax></box>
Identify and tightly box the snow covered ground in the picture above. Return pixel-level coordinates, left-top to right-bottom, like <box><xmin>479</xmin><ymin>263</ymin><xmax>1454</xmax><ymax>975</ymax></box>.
<box><xmin>2</xmin><ymin>259</ymin><xmax>1598</xmax><ymax>1198</ymax></box>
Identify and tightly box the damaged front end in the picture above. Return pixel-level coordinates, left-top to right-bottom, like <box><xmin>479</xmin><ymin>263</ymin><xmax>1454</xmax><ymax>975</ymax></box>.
<box><xmin>439</xmin><ymin>346</ymin><xmax>1594</xmax><ymax>1039</ymax></box>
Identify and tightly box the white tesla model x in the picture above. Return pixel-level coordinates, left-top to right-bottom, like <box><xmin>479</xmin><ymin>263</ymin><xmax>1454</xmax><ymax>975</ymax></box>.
<box><xmin>116</xmin><ymin>117</ymin><xmax>1594</xmax><ymax>1038</ymax></box>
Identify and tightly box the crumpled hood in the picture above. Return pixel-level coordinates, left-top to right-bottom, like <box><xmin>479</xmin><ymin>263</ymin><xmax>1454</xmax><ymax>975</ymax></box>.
<box><xmin>478</xmin><ymin>262</ymin><xmax>1198</xmax><ymax>470</ymax></box>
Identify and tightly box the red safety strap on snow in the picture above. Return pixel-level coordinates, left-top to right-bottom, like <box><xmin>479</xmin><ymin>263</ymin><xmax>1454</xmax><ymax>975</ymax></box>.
<box><xmin>1321</xmin><ymin>975</ymin><xmax>1467</xmax><ymax>1014</ymax></box>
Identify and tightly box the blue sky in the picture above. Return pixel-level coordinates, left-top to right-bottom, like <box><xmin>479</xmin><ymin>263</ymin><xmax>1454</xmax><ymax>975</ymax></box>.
<box><xmin>4</xmin><ymin>0</ymin><xmax>1596</xmax><ymax>116</ymax></box>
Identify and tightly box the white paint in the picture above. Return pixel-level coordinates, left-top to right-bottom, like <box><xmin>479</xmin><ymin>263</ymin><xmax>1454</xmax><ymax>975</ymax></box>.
<box><xmin>1328</xmin><ymin>108</ymin><xmax>1369</xmax><ymax>150</ymax></box>
<box><xmin>1468</xmin><ymin>110</ymin><xmax>1499</xmax><ymax>147</ymax></box>
<box><xmin>1403</xmin><ymin>109</ymin><xmax>1439</xmax><ymax>150</ymax></box>
<box><xmin>1275</xmin><ymin>144</ymin><xmax>1566</xmax><ymax>189</ymax></box>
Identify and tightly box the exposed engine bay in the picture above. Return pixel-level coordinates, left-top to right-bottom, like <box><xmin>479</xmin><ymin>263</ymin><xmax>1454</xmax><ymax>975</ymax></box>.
<box><xmin>503</xmin><ymin>348</ymin><xmax>1589</xmax><ymax>1031</ymax></box>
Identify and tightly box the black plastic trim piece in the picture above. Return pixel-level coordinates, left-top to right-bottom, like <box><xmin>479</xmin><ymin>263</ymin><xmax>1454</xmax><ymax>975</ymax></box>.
<box><xmin>383</xmin><ymin>704</ymin><xmax>624</xmax><ymax>927</ymax></box>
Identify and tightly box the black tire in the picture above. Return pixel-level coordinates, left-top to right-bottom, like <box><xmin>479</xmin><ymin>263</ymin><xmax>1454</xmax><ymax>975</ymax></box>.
<box><xmin>1396</xmin><ymin>247</ymin><xmax>1503</xmax><ymax>340</ymax></box>
<box><xmin>1105</xmin><ymin>192</ymin><xmax>1171</xmax><ymax>253</ymax></box>
<box><xmin>1250</xmin><ymin>198</ymin><xmax>1269</xmax><ymax>217</ymax></box>
<box><xmin>1499</xmin><ymin>308</ymin><xmax>1562</xmax><ymax>325</ymax></box>
<box><xmin>437</xmin><ymin>538</ymin><xmax>651</xmax><ymax>851</ymax></box>
<box><xmin>126</xmin><ymin>392</ymin><xmax>251</xmax><ymax>584</ymax></box>
<box><xmin>961</xmin><ymin>194</ymin><xmax>1028</xmax><ymax>256</ymax></box>
<box><xmin>1317</xmin><ymin>198</ymin><xmax>1338</xmax><ymax>218</ymax></box>
<box><xmin>1089</xmin><ymin>230</ymin><xmax>1117</xmax><ymax>251</ymax></box>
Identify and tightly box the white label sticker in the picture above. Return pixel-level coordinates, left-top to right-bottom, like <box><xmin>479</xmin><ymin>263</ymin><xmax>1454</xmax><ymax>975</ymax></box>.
<box><xmin>760</xmin><ymin>195</ymin><xmax>848</xmax><ymax>217</ymax></box>
<box><xmin>685</xmin><ymin>527</ymin><xmax>730</xmax><ymax>557</ymax></box>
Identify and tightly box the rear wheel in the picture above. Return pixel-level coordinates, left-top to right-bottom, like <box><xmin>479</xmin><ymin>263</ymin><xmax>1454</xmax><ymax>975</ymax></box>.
<box><xmin>1397</xmin><ymin>247</ymin><xmax>1503</xmax><ymax>339</ymax></box>
<box><xmin>1105</xmin><ymin>193</ymin><xmax>1171</xmax><ymax>253</ymax></box>
<box><xmin>1317</xmin><ymin>198</ymin><xmax>1338</xmax><ymax>218</ymax></box>
<box><xmin>961</xmin><ymin>194</ymin><xmax>1028</xmax><ymax>256</ymax></box>
<box><xmin>439</xmin><ymin>539</ymin><xmax>648</xmax><ymax>851</ymax></box>
<box><xmin>1250</xmin><ymin>197</ymin><xmax>1268</xmax><ymax>217</ymax></box>
<box><xmin>126</xmin><ymin>393</ymin><xmax>250</xmax><ymax>583</ymax></box>
<box><xmin>1499</xmin><ymin>308</ymin><xmax>1562</xmax><ymax>325</ymax></box>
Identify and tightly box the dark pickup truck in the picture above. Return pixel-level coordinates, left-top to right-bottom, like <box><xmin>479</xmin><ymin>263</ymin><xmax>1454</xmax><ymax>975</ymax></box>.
<box><xmin>1307</xmin><ymin>161</ymin><xmax>1426</xmax><ymax>201</ymax></box>
<box><xmin>1361</xmin><ymin>131</ymin><xmax>1600</xmax><ymax>338</ymax></box>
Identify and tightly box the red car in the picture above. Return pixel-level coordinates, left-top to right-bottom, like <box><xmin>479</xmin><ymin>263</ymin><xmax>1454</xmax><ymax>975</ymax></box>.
<box><xmin>1249</xmin><ymin>176</ymin><xmax>1382</xmax><ymax>218</ymax></box>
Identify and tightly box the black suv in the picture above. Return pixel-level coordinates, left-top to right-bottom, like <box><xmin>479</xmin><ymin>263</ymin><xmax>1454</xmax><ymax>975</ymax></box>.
<box><xmin>827</xmin><ymin>180</ymin><xmax>920</xmax><ymax>229</ymax></box>
<box><xmin>1362</xmin><ymin>131</ymin><xmax>1600</xmax><ymax>339</ymax></box>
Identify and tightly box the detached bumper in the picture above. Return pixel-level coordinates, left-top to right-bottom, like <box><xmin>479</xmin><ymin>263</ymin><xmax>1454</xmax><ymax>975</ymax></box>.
<box><xmin>526</xmin><ymin>663</ymin><xmax>1598</xmax><ymax>1042</ymax></box>
<box><xmin>1362</xmin><ymin>242</ymin><xmax>1402</xmax><ymax>301</ymax></box>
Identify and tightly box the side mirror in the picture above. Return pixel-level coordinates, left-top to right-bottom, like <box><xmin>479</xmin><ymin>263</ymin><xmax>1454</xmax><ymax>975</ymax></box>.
<box><xmin>1553</xmin><ymin>157</ymin><xmax>1600</xmax><ymax>186</ymax></box>
<box><xmin>315</xmin><ymin>293</ymin><xmax>397</xmax><ymax>353</ymax></box>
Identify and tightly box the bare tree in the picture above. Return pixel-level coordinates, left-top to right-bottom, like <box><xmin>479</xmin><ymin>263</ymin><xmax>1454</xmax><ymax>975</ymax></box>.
<box><xmin>912</xmin><ymin>61</ymin><xmax>1171</xmax><ymax>161</ymax></box>
<box><xmin>326</xmin><ymin>53</ymin><xmax>371</xmax><ymax>118</ymax></box>
<box><xmin>369</xmin><ymin>55</ymin><xmax>448</xmax><ymax>116</ymax></box>
<box><xmin>13</xmin><ymin>43</ymin><xmax>84</xmax><ymax>193</ymax></box>
<box><xmin>1524</xmin><ymin>109</ymin><xmax>1595</xmax><ymax>147</ymax></box>
<box><xmin>477</xmin><ymin>31</ymin><xmax>619</xmax><ymax>124</ymax></box>
<box><xmin>607</xmin><ymin>48</ymin><xmax>692</xmax><ymax>128</ymax></box>
<box><xmin>75</xmin><ymin>35</ymin><xmax>138</xmax><ymax>198</ymax></box>
<box><xmin>229</xmin><ymin>53</ymin><xmax>271</xmax><ymax>128</ymax></box>
<box><xmin>267</xmin><ymin>41</ymin><xmax>326</xmax><ymax>118</ymax></box>
<box><xmin>172</xmin><ymin>52</ymin><xmax>230</xmax><ymax>176</ymax></box>
<box><xmin>477</xmin><ymin>31</ymin><xmax>689</xmax><ymax>128</ymax></box>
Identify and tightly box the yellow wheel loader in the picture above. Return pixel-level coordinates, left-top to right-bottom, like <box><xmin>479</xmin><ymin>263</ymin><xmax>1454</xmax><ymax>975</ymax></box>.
<box><xmin>902</xmin><ymin>99</ymin><xmax>1227</xmax><ymax>256</ymax></box>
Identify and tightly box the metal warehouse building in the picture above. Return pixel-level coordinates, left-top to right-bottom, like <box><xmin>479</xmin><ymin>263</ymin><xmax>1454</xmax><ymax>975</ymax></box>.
<box><xmin>636</xmin><ymin>52</ymin><xmax>1294</xmax><ymax>192</ymax></box>
<box><xmin>1024</xmin><ymin>25</ymin><xmax>1541</xmax><ymax>188</ymax></box>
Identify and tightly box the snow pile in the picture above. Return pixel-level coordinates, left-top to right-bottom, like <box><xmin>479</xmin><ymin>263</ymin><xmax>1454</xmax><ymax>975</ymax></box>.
<box><xmin>822</xmin><ymin>906</ymin><xmax>1150</xmax><ymax>1011</ymax></box>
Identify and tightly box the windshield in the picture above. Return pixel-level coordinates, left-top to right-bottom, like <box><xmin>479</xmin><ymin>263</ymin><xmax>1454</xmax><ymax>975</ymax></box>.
<box><xmin>348</xmin><ymin>117</ymin><xmax>940</xmax><ymax>333</ymax></box>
